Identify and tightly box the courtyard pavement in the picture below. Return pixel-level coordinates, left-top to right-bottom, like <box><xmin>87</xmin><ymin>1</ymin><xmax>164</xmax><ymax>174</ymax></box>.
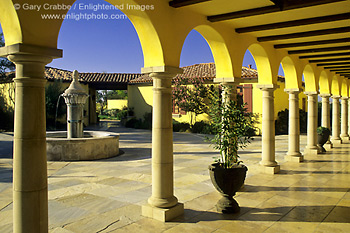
<box><xmin>0</xmin><ymin>120</ymin><xmax>349</xmax><ymax>232</ymax></box>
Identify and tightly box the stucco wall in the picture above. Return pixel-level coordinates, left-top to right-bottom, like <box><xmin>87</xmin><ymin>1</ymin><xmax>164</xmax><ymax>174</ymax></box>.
<box><xmin>128</xmin><ymin>84</ymin><xmax>153</xmax><ymax>119</ymax></box>
<box><xmin>107</xmin><ymin>99</ymin><xmax>128</xmax><ymax>110</ymax></box>
<box><xmin>252</xmin><ymin>81</ymin><xmax>308</xmax><ymax>133</ymax></box>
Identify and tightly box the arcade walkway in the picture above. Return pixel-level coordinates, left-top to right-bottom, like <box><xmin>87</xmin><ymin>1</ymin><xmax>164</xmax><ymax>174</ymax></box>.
<box><xmin>0</xmin><ymin>121</ymin><xmax>349</xmax><ymax>232</ymax></box>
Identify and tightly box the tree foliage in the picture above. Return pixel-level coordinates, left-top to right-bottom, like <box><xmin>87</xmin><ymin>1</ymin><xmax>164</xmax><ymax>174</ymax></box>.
<box><xmin>45</xmin><ymin>81</ymin><xmax>66</xmax><ymax>129</ymax></box>
<box><xmin>172</xmin><ymin>76</ymin><xmax>209</xmax><ymax>126</ymax></box>
<box><xmin>107</xmin><ymin>90</ymin><xmax>128</xmax><ymax>99</ymax></box>
<box><xmin>208</xmin><ymin>85</ymin><xmax>257</xmax><ymax>168</ymax></box>
<box><xmin>0</xmin><ymin>33</ymin><xmax>15</xmax><ymax>79</ymax></box>
<box><xmin>96</xmin><ymin>90</ymin><xmax>108</xmax><ymax>114</ymax></box>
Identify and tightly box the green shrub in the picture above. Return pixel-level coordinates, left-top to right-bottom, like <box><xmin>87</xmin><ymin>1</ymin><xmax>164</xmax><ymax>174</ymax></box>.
<box><xmin>275</xmin><ymin>108</ymin><xmax>308</xmax><ymax>135</ymax></box>
<box><xmin>0</xmin><ymin>95</ymin><xmax>14</xmax><ymax>131</ymax></box>
<box><xmin>125</xmin><ymin>118</ymin><xmax>140</xmax><ymax>128</ymax></box>
<box><xmin>173</xmin><ymin>120</ymin><xmax>191</xmax><ymax>132</ymax></box>
<box><xmin>192</xmin><ymin>121</ymin><xmax>213</xmax><ymax>134</ymax></box>
<box><xmin>100</xmin><ymin>108</ymin><xmax>128</xmax><ymax>120</ymax></box>
<box><xmin>125</xmin><ymin>112</ymin><xmax>152</xmax><ymax>129</ymax></box>
<box><xmin>140</xmin><ymin>112</ymin><xmax>152</xmax><ymax>129</ymax></box>
<box><xmin>317</xmin><ymin>126</ymin><xmax>331</xmax><ymax>135</ymax></box>
<box><xmin>299</xmin><ymin>109</ymin><xmax>307</xmax><ymax>134</ymax></box>
<box><xmin>244</xmin><ymin>126</ymin><xmax>257</xmax><ymax>137</ymax></box>
<box><xmin>45</xmin><ymin>81</ymin><xmax>65</xmax><ymax>129</ymax></box>
<box><xmin>275</xmin><ymin>109</ymin><xmax>289</xmax><ymax>135</ymax></box>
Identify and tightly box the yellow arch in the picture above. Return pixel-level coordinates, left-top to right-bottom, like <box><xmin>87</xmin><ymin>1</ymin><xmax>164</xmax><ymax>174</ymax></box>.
<box><xmin>0</xmin><ymin>0</ymin><xmax>165</xmax><ymax>67</ymax></box>
<box><xmin>0</xmin><ymin>0</ymin><xmax>22</xmax><ymax>45</ymax></box>
<box><xmin>247</xmin><ymin>43</ymin><xmax>274</xmax><ymax>84</ymax></box>
<box><xmin>280</xmin><ymin>56</ymin><xmax>300</xmax><ymax>89</ymax></box>
<box><xmin>303</xmin><ymin>64</ymin><xmax>318</xmax><ymax>92</ymax></box>
<box><xmin>331</xmin><ymin>75</ymin><xmax>342</xmax><ymax>96</ymax></box>
<box><xmin>193</xmin><ymin>25</ymin><xmax>233</xmax><ymax>79</ymax></box>
<box><xmin>319</xmin><ymin>70</ymin><xmax>331</xmax><ymax>94</ymax></box>
<box><xmin>107</xmin><ymin>0</ymin><xmax>164</xmax><ymax>67</ymax></box>
<box><xmin>341</xmin><ymin>77</ymin><xmax>349</xmax><ymax>97</ymax></box>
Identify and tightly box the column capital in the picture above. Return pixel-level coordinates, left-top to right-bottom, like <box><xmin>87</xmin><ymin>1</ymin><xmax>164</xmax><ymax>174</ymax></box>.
<box><xmin>341</xmin><ymin>96</ymin><xmax>349</xmax><ymax>100</ymax></box>
<box><xmin>0</xmin><ymin>43</ymin><xmax>62</xmax><ymax>58</ymax></box>
<box><xmin>304</xmin><ymin>91</ymin><xmax>319</xmax><ymax>96</ymax></box>
<box><xmin>332</xmin><ymin>95</ymin><xmax>341</xmax><ymax>99</ymax></box>
<box><xmin>284</xmin><ymin>88</ymin><xmax>303</xmax><ymax>94</ymax></box>
<box><xmin>319</xmin><ymin>93</ymin><xmax>331</xmax><ymax>98</ymax></box>
<box><xmin>213</xmin><ymin>77</ymin><xmax>242</xmax><ymax>84</ymax></box>
<box><xmin>256</xmin><ymin>84</ymin><xmax>279</xmax><ymax>91</ymax></box>
<box><xmin>141</xmin><ymin>66</ymin><xmax>182</xmax><ymax>77</ymax></box>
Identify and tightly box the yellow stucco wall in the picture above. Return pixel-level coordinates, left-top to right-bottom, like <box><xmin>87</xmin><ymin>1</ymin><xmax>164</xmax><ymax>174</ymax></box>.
<box><xmin>252</xmin><ymin>81</ymin><xmax>307</xmax><ymax>133</ymax></box>
<box><xmin>128</xmin><ymin>84</ymin><xmax>153</xmax><ymax>119</ymax></box>
<box><xmin>107</xmin><ymin>99</ymin><xmax>128</xmax><ymax>110</ymax></box>
<box><xmin>173</xmin><ymin>111</ymin><xmax>210</xmax><ymax>124</ymax></box>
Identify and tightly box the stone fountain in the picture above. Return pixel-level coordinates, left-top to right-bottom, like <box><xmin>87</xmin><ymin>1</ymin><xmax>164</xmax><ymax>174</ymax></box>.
<box><xmin>46</xmin><ymin>70</ymin><xmax>119</xmax><ymax>161</ymax></box>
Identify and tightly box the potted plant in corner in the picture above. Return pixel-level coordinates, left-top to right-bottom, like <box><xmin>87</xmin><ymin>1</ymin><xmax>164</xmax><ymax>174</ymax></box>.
<box><xmin>207</xmin><ymin>85</ymin><xmax>257</xmax><ymax>213</ymax></box>
<box><xmin>317</xmin><ymin>126</ymin><xmax>331</xmax><ymax>153</ymax></box>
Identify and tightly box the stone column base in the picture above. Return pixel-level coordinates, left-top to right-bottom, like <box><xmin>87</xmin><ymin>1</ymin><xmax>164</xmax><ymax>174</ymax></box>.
<box><xmin>340</xmin><ymin>136</ymin><xmax>350</xmax><ymax>142</ymax></box>
<box><xmin>285</xmin><ymin>155</ymin><xmax>304</xmax><ymax>162</ymax></box>
<box><xmin>260</xmin><ymin>165</ymin><xmax>280</xmax><ymax>174</ymax></box>
<box><xmin>142</xmin><ymin>203</ymin><xmax>184</xmax><ymax>222</ymax></box>
<box><xmin>331</xmin><ymin>139</ymin><xmax>342</xmax><ymax>145</ymax></box>
<box><xmin>303</xmin><ymin>147</ymin><xmax>319</xmax><ymax>155</ymax></box>
<box><xmin>324</xmin><ymin>141</ymin><xmax>333</xmax><ymax>150</ymax></box>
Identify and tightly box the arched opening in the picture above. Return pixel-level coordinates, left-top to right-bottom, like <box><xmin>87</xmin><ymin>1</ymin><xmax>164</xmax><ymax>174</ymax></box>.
<box><xmin>319</xmin><ymin>71</ymin><xmax>331</xmax><ymax>95</ymax></box>
<box><xmin>274</xmin><ymin>56</ymin><xmax>306</xmax><ymax>135</ymax></box>
<box><xmin>247</xmin><ymin>43</ymin><xmax>274</xmax><ymax>84</ymax></box>
<box><xmin>175</xmin><ymin>27</ymin><xmax>218</xmax><ymax>127</ymax></box>
<box><xmin>0</xmin><ymin>1</ymin><xmax>22</xmax><ymax>46</ymax></box>
<box><xmin>180</xmin><ymin>29</ymin><xmax>213</xmax><ymax>67</ymax></box>
<box><xmin>46</xmin><ymin>0</ymin><xmax>150</xmax><ymax>129</ymax></box>
<box><xmin>244</xmin><ymin>44</ymin><xmax>275</xmax><ymax>134</ymax></box>
<box><xmin>241</xmin><ymin>49</ymin><xmax>258</xmax><ymax>113</ymax></box>
<box><xmin>0</xmin><ymin>24</ymin><xmax>15</xmax><ymax>131</ymax></box>
<box><xmin>331</xmin><ymin>75</ymin><xmax>342</xmax><ymax>96</ymax></box>
<box><xmin>303</xmin><ymin>64</ymin><xmax>318</xmax><ymax>93</ymax></box>
<box><xmin>50</xmin><ymin>4</ymin><xmax>143</xmax><ymax>73</ymax></box>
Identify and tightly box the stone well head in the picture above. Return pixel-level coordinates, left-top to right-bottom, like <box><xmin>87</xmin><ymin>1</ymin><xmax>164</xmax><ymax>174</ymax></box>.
<box><xmin>62</xmin><ymin>70</ymin><xmax>88</xmax><ymax>138</ymax></box>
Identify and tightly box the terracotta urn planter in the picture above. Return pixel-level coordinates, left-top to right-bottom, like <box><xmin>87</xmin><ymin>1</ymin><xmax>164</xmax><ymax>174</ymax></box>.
<box><xmin>209</xmin><ymin>163</ymin><xmax>248</xmax><ymax>213</ymax></box>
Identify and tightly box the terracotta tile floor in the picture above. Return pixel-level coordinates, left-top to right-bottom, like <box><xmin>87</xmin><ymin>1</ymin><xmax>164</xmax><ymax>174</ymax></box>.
<box><xmin>0</xmin><ymin>121</ymin><xmax>349</xmax><ymax>232</ymax></box>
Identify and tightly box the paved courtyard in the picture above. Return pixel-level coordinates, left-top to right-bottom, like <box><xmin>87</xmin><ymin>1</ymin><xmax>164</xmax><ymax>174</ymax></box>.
<box><xmin>0</xmin><ymin>120</ymin><xmax>349</xmax><ymax>232</ymax></box>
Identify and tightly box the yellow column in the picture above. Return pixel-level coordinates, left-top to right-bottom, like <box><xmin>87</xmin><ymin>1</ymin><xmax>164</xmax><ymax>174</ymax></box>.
<box><xmin>304</xmin><ymin>92</ymin><xmax>320</xmax><ymax>155</ymax></box>
<box><xmin>0</xmin><ymin>44</ymin><xmax>62</xmax><ymax>233</ymax></box>
<box><xmin>141</xmin><ymin>66</ymin><xmax>184</xmax><ymax>222</ymax></box>
<box><xmin>320</xmin><ymin>94</ymin><xmax>332</xmax><ymax>149</ymax></box>
<box><xmin>285</xmin><ymin>88</ymin><xmax>303</xmax><ymax>162</ymax></box>
<box><xmin>257</xmin><ymin>84</ymin><xmax>280</xmax><ymax>174</ymax></box>
<box><xmin>340</xmin><ymin>97</ymin><xmax>349</xmax><ymax>141</ymax></box>
<box><xmin>331</xmin><ymin>95</ymin><xmax>342</xmax><ymax>144</ymax></box>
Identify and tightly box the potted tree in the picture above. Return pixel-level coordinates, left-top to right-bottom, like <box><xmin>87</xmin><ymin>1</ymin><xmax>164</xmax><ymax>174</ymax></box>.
<box><xmin>317</xmin><ymin>126</ymin><xmax>331</xmax><ymax>153</ymax></box>
<box><xmin>207</xmin><ymin>85</ymin><xmax>256</xmax><ymax>213</ymax></box>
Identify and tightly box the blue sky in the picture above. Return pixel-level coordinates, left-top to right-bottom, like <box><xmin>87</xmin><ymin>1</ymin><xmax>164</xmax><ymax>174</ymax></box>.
<box><xmin>1</xmin><ymin>0</ymin><xmax>285</xmax><ymax>75</ymax></box>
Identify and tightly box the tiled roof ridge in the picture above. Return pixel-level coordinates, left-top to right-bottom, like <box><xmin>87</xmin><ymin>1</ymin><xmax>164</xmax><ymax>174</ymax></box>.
<box><xmin>129</xmin><ymin>62</ymin><xmax>261</xmax><ymax>84</ymax></box>
<box><xmin>44</xmin><ymin>66</ymin><xmax>141</xmax><ymax>84</ymax></box>
<box><xmin>45</xmin><ymin>66</ymin><xmax>140</xmax><ymax>75</ymax></box>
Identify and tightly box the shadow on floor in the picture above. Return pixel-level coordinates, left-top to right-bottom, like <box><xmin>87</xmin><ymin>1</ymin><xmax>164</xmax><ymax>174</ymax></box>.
<box><xmin>0</xmin><ymin>167</ymin><xmax>13</xmax><ymax>183</ymax></box>
<box><xmin>241</xmin><ymin>184</ymin><xmax>349</xmax><ymax>192</ymax></box>
<box><xmin>174</xmin><ymin>205</ymin><xmax>350</xmax><ymax>223</ymax></box>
